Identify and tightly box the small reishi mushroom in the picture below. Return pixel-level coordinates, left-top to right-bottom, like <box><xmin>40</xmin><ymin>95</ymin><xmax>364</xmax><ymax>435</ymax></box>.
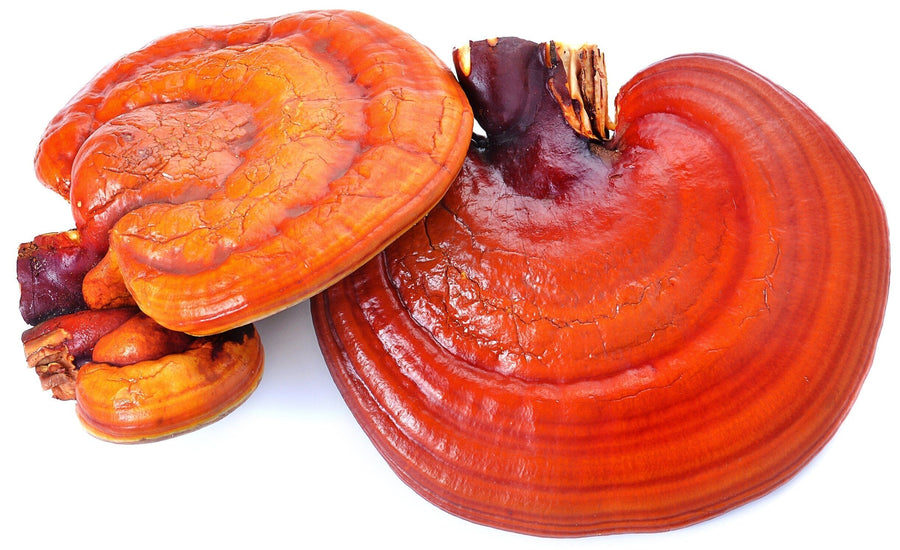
<box><xmin>311</xmin><ymin>38</ymin><xmax>890</xmax><ymax>536</ymax></box>
<box><xmin>16</xmin><ymin>10</ymin><xmax>473</xmax><ymax>441</ymax></box>
<box><xmin>23</xmin><ymin>308</ymin><xmax>262</xmax><ymax>442</ymax></box>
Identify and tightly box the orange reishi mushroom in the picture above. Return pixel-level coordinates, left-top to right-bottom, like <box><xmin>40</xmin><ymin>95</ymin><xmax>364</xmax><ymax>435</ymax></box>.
<box><xmin>311</xmin><ymin>39</ymin><xmax>890</xmax><ymax>536</ymax></box>
<box><xmin>16</xmin><ymin>10</ymin><xmax>472</xmax><ymax>442</ymax></box>
<box><xmin>23</xmin><ymin>9</ymin><xmax>473</xmax><ymax>336</ymax></box>
<box><xmin>22</xmin><ymin>308</ymin><xmax>263</xmax><ymax>443</ymax></box>
<box><xmin>76</xmin><ymin>324</ymin><xmax>263</xmax><ymax>443</ymax></box>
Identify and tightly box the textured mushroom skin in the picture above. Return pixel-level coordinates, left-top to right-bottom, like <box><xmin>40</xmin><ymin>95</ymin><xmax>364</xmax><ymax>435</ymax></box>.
<box><xmin>76</xmin><ymin>324</ymin><xmax>263</xmax><ymax>443</ymax></box>
<box><xmin>21</xmin><ymin>307</ymin><xmax>263</xmax><ymax>443</ymax></box>
<box><xmin>25</xmin><ymin>10</ymin><xmax>473</xmax><ymax>336</ymax></box>
<box><xmin>18</xmin><ymin>231</ymin><xmax>102</xmax><ymax>325</ymax></box>
<box><xmin>16</xmin><ymin>10</ymin><xmax>472</xmax><ymax>442</ymax></box>
<box><xmin>22</xmin><ymin>307</ymin><xmax>139</xmax><ymax>399</ymax></box>
<box><xmin>312</xmin><ymin>39</ymin><xmax>890</xmax><ymax>536</ymax></box>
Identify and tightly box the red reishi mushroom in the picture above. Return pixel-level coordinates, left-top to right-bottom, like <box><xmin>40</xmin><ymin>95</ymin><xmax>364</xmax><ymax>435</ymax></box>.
<box><xmin>311</xmin><ymin>38</ymin><xmax>890</xmax><ymax>536</ymax></box>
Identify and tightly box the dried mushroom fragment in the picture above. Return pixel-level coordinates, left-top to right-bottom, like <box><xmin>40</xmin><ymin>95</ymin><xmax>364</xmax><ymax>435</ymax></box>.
<box><xmin>312</xmin><ymin>39</ymin><xmax>890</xmax><ymax>536</ymax></box>
<box><xmin>23</xmin><ymin>308</ymin><xmax>138</xmax><ymax>400</ymax></box>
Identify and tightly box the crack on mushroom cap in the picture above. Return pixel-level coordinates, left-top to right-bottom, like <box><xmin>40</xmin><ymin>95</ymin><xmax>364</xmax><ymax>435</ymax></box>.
<box><xmin>385</xmin><ymin>116</ymin><xmax>750</xmax><ymax>385</ymax></box>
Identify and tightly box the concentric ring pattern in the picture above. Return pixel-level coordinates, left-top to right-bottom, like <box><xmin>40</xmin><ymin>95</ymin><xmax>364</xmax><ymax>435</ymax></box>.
<box><xmin>315</xmin><ymin>53</ymin><xmax>888</xmax><ymax>535</ymax></box>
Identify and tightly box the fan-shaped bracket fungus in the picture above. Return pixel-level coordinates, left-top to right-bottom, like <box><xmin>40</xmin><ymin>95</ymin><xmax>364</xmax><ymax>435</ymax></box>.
<box><xmin>16</xmin><ymin>10</ymin><xmax>473</xmax><ymax>442</ymax></box>
<box><xmin>312</xmin><ymin>37</ymin><xmax>889</xmax><ymax>536</ymax></box>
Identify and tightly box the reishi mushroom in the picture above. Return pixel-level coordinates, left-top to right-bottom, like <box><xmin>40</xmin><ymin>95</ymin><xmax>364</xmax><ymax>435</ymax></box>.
<box><xmin>23</xmin><ymin>308</ymin><xmax>262</xmax><ymax>442</ymax></box>
<box><xmin>311</xmin><ymin>38</ymin><xmax>890</xmax><ymax>536</ymax></box>
<box><xmin>16</xmin><ymin>10</ymin><xmax>473</xmax><ymax>442</ymax></box>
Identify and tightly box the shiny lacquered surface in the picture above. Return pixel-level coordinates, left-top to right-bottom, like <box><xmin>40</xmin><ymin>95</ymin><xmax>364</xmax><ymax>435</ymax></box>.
<box><xmin>30</xmin><ymin>9</ymin><xmax>473</xmax><ymax>336</ymax></box>
<box><xmin>22</xmin><ymin>308</ymin><xmax>263</xmax><ymax>442</ymax></box>
<box><xmin>312</xmin><ymin>39</ymin><xmax>889</xmax><ymax>536</ymax></box>
<box><xmin>76</xmin><ymin>324</ymin><xmax>263</xmax><ymax>443</ymax></box>
<box><xmin>15</xmin><ymin>9</ymin><xmax>473</xmax><ymax>442</ymax></box>
<box><xmin>5</xmin><ymin>4</ymin><xmax>895</xmax><ymax>548</ymax></box>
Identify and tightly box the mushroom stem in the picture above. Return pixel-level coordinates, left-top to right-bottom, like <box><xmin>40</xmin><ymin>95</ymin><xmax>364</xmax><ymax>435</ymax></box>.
<box><xmin>453</xmin><ymin>37</ymin><xmax>615</xmax><ymax>200</ymax></box>
<box><xmin>17</xmin><ymin>231</ymin><xmax>103</xmax><ymax>325</ymax></box>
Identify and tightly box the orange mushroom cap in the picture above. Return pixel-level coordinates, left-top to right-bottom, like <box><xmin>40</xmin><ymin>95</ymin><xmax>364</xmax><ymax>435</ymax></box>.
<box><xmin>22</xmin><ymin>308</ymin><xmax>263</xmax><ymax>442</ymax></box>
<box><xmin>33</xmin><ymin>10</ymin><xmax>473</xmax><ymax>336</ymax></box>
<box><xmin>76</xmin><ymin>323</ymin><xmax>263</xmax><ymax>443</ymax></box>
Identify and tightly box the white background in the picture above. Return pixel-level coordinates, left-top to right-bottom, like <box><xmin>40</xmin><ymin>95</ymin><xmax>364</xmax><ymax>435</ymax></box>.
<box><xmin>2</xmin><ymin>1</ymin><xmax>896</xmax><ymax>548</ymax></box>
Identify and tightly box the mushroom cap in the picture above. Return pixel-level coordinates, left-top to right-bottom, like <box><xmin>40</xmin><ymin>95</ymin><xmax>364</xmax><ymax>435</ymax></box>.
<box><xmin>35</xmin><ymin>10</ymin><xmax>473</xmax><ymax>335</ymax></box>
<box><xmin>76</xmin><ymin>323</ymin><xmax>264</xmax><ymax>443</ymax></box>
<box><xmin>22</xmin><ymin>308</ymin><xmax>263</xmax><ymax>442</ymax></box>
<box><xmin>312</xmin><ymin>45</ymin><xmax>890</xmax><ymax>536</ymax></box>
